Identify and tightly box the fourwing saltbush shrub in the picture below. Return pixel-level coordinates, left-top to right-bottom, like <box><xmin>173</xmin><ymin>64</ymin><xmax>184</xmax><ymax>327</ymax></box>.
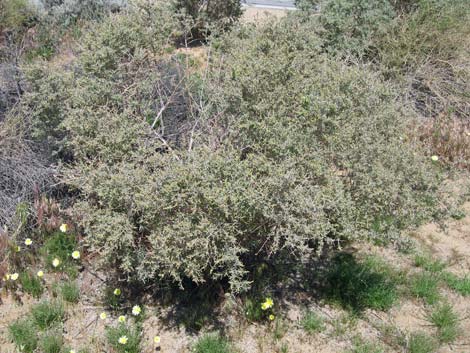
<box><xmin>318</xmin><ymin>0</ymin><xmax>396</xmax><ymax>58</ymax></box>
<box><xmin>20</xmin><ymin>8</ymin><xmax>443</xmax><ymax>293</ymax></box>
<box><xmin>204</xmin><ymin>16</ymin><xmax>441</xmax><ymax>239</ymax></box>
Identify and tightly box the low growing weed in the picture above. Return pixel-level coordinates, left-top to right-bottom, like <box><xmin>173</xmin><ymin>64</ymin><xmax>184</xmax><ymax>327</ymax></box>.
<box><xmin>301</xmin><ymin>310</ymin><xmax>325</xmax><ymax>334</ymax></box>
<box><xmin>19</xmin><ymin>271</ymin><xmax>44</xmax><ymax>298</ymax></box>
<box><xmin>347</xmin><ymin>339</ymin><xmax>384</xmax><ymax>353</ymax></box>
<box><xmin>39</xmin><ymin>332</ymin><xmax>63</xmax><ymax>353</ymax></box>
<box><xmin>8</xmin><ymin>318</ymin><xmax>38</xmax><ymax>353</ymax></box>
<box><xmin>408</xmin><ymin>332</ymin><xmax>438</xmax><ymax>353</ymax></box>
<box><xmin>427</xmin><ymin>302</ymin><xmax>460</xmax><ymax>343</ymax></box>
<box><xmin>409</xmin><ymin>272</ymin><xmax>440</xmax><ymax>304</ymax></box>
<box><xmin>41</xmin><ymin>231</ymin><xmax>77</xmax><ymax>277</ymax></box>
<box><xmin>414</xmin><ymin>254</ymin><xmax>446</xmax><ymax>273</ymax></box>
<box><xmin>60</xmin><ymin>280</ymin><xmax>80</xmax><ymax>303</ymax></box>
<box><xmin>106</xmin><ymin>323</ymin><xmax>141</xmax><ymax>353</ymax></box>
<box><xmin>325</xmin><ymin>254</ymin><xmax>400</xmax><ymax>312</ymax></box>
<box><xmin>193</xmin><ymin>333</ymin><xmax>232</xmax><ymax>353</ymax></box>
<box><xmin>443</xmin><ymin>273</ymin><xmax>470</xmax><ymax>296</ymax></box>
<box><xmin>31</xmin><ymin>300</ymin><xmax>65</xmax><ymax>330</ymax></box>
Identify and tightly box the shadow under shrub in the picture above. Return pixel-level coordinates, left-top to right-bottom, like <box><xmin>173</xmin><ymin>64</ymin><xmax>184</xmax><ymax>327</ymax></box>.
<box><xmin>322</xmin><ymin>253</ymin><xmax>400</xmax><ymax>312</ymax></box>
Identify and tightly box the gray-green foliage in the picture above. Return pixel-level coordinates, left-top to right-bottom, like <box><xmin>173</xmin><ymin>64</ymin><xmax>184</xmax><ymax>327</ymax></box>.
<box><xmin>21</xmin><ymin>8</ymin><xmax>442</xmax><ymax>293</ymax></box>
<box><xmin>319</xmin><ymin>0</ymin><xmax>395</xmax><ymax>57</ymax></box>
<box><xmin>207</xmin><ymin>18</ymin><xmax>440</xmax><ymax>236</ymax></box>
<box><xmin>172</xmin><ymin>0</ymin><xmax>242</xmax><ymax>37</ymax></box>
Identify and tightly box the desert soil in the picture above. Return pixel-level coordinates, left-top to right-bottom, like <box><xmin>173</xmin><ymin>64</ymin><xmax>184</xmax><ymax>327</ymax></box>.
<box><xmin>1</xmin><ymin>202</ymin><xmax>469</xmax><ymax>353</ymax></box>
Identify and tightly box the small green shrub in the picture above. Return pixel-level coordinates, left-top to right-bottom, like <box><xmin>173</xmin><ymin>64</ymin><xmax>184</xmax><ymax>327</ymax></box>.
<box><xmin>8</xmin><ymin>318</ymin><xmax>38</xmax><ymax>353</ymax></box>
<box><xmin>301</xmin><ymin>311</ymin><xmax>325</xmax><ymax>334</ymax></box>
<box><xmin>59</xmin><ymin>281</ymin><xmax>80</xmax><ymax>303</ymax></box>
<box><xmin>19</xmin><ymin>271</ymin><xmax>44</xmax><ymax>298</ymax></box>
<box><xmin>193</xmin><ymin>333</ymin><xmax>232</xmax><ymax>353</ymax></box>
<box><xmin>409</xmin><ymin>272</ymin><xmax>440</xmax><ymax>304</ymax></box>
<box><xmin>39</xmin><ymin>332</ymin><xmax>64</xmax><ymax>353</ymax></box>
<box><xmin>325</xmin><ymin>254</ymin><xmax>399</xmax><ymax>312</ymax></box>
<box><xmin>106</xmin><ymin>324</ymin><xmax>141</xmax><ymax>353</ymax></box>
<box><xmin>427</xmin><ymin>303</ymin><xmax>459</xmax><ymax>343</ymax></box>
<box><xmin>31</xmin><ymin>300</ymin><xmax>65</xmax><ymax>330</ymax></box>
<box><xmin>443</xmin><ymin>273</ymin><xmax>470</xmax><ymax>296</ymax></box>
<box><xmin>408</xmin><ymin>332</ymin><xmax>438</xmax><ymax>353</ymax></box>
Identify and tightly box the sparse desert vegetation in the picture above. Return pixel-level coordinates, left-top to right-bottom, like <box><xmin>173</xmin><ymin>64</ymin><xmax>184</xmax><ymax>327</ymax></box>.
<box><xmin>1</xmin><ymin>0</ymin><xmax>469</xmax><ymax>352</ymax></box>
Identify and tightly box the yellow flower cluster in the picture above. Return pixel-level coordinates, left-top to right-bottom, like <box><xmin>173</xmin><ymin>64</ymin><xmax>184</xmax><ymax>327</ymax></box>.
<box><xmin>261</xmin><ymin>297</ymin><xmax>274</xmax><ymax>310</ymax></box>
<box><xmin>2</xmin><ymin>273</ymin><xmax>19</xmax><ymax>281</ymax></box>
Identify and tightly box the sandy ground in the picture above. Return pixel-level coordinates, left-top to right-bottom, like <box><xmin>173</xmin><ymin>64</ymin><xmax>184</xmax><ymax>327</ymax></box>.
<box><xmin>1</xmin><ymin>201</ymin><xmax>469</xmax><ymax>353</ymax></box>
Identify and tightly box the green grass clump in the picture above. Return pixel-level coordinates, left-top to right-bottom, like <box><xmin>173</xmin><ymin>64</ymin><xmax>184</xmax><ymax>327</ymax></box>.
<box><xmin>427</xmin><ymin>303</ymin><xmax>459</xmax><ymax>343</ymax></box>
<box><xmin>409</xmin><ymin>272</ymin><xmax>440</xmax><ymax>304</ymax></box>
<box><xmin>301</xmin><ymin>311</ymin><xmax>325</xmax><ymax>334</ymax></box>
<box><xmin>193</xmin><ymin>333</ymin><xmax>232</xmax><ymax>353</ymax></box>
<box><xmin>347</xmin><ymin>340</ymin><xmax>384</xmax><ymax>353</ymax></box>
<box><xmin>8</xmin><ymin>318</ymin><xmax>38</xmax><ymax>353</ymax></box>
<box><xmin>106</xmin><ymin>324</ymin><xmax>141</xmax><ymax>353</ymax></box>
<box><xmin>19</xmin><ymin>271</ymin><xmax>44</xmax><ymax>298</ymax></box>
<box><xmin>414</xmin><ymin>254</ymin><xmax>446</xmax><ymax>273</ymax></box>
<box><xmin>325</xmin><ymin>254</ymin><xmax>399</xmax><ymax>312</ymax></box>
<box><xmin>39</xmin><ymin>332</ymin><xmax>63</xmax><ymax>353</ymax></box>
<box><xmin>331</xmin><ymin>313</ymin><xmax>357</xmax><ymax>337</ymax></box>
<box><xmin>408</xmin><ymin>332</ymin><xmax>438</xmax><ymax>353</ymax></box>
<box><xmin>31</xmin><ymin>300</ymin><xmax>65</xmax><ymax>330</ymax></box>
<box><xmin>60</xmin><ymin>281</ymin><xmax>80</xmax><ymax>303</ymax></box>
<box><xmin>443</xmin><ymin>273</ymin><xmax>470</xmax><ymax>296</ymax></box>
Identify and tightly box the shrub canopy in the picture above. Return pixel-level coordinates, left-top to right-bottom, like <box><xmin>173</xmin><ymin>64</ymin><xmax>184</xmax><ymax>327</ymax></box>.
<box><xmin>18</xmin><ymin>3</ymin><xmax>443</xmax><ymax>293</ymax></box>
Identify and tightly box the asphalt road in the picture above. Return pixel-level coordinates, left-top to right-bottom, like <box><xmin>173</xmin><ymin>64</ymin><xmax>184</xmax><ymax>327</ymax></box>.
<box><xmin>243</xmin><ymin>0</ymin><xmax>297</xmax><ymax>9</ymax></box>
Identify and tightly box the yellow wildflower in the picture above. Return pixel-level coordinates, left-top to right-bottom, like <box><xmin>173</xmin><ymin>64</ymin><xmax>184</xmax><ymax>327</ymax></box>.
<box><xmin>37</xmin><ymin>270</ymin><xmax>44</xmax><ymax>277</ymax></box>
<box><xmin>25</xmin><ymin>238</ymin><xmax>32</xmax><ymax>246</ymax></box>
<box><xmin>11</xmin><ymin>273</ymin><xmax>19</xmax><ymax>281</ymax></box>
<box><xmin>118</xmin><ymin>315</ymin><xmax>126</xmax><ymax>323</ymax></box>
<box><xmin>52</xmin><ymin>258</ymin><xmax>60</xmax><ymax>268</ymax></box>
<box><xmin>269</xmin><ymin>314</ymin><xmax>275</xmax><ymax>321</ymax></box>
<box><xmin>118</xmin><ymin>336</ymin><xmax>128</xmax><ymax>345</ymax></box>
<box><xmin>261</xmin><ymin>297</ymin><xmax>274</xmax><ymax>310</ymax></box>
<box><xmin>132</xmin><ymin>305</ymin><xmax>141</xmax><ymax>316</ymax></box>
<box><xmin>114</xmin><ymin>288</ymin><xmax>121</xmax><ymax>296</ymax></box>
<box><xmin>60</xmin><ymin>223</ymin><xmax>68</xmax><ymax>233</ymax></box>
<box><xmin>16</xmin><ymin>246</ymin><xmax>21</xmax><ymax>252</ymax></box>
<box><xmin>3</xmin><ymin>274</ymin><xmax>11</xmax><ymax>281</ymax></box>
<box><xmin>70</xmin><ymin>350</ymin><xmax>76</xmax><ymax>353</ymax></box>
<box><xmin>71</xmin><ymin>251</ymin><xmax>80</xmax><ymax>260</ymax></box>
<box><xmin>100</xmin><ymin>312</ymin><xmax>107</xmax><ymax>320</ymax></box>
<box><xmin>154</xmin><ymin>336</ymin><xmax>161</xmax><ymax>344</ymax></box>
<box><xmin>431</xmin><ymin>155</ymin><xmax>439</xmax><ymax>162</ymax></box>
